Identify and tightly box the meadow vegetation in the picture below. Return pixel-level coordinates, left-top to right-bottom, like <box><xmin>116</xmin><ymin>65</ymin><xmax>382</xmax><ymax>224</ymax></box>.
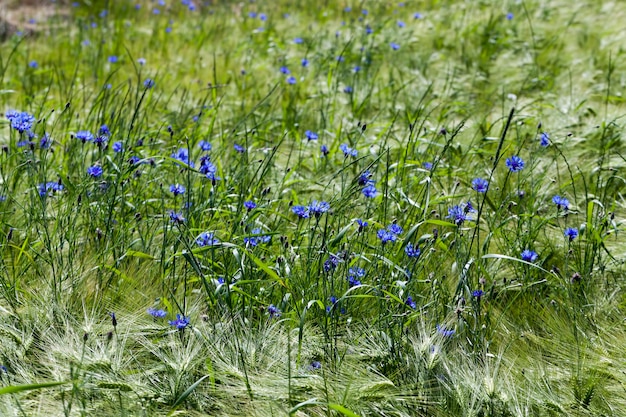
<box><xmin>0</xmin><ymin>0</ymin><xmax>625</xmax><ymax>415</ymax></box>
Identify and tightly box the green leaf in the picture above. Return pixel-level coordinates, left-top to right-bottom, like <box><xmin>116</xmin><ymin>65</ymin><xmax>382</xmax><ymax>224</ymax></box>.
<box><xmin>328</xmin><ymin>403</ymin><xmax>362</xmax><ymax>417</ymax></box>
<box><xmin>167</xmin><ymin>375</ymin><xmax>209</xmax><ymax>415</ymax></box>
<box><xmin>0</xmin><ymin>381</ymin><xmax>68</xmax><ymax>395</ymax></box>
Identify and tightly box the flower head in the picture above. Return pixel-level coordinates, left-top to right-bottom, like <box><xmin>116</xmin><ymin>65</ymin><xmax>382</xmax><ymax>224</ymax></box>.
<box><xmin>377</xmin><ymin>229</ymin><xmax>397</xmax><ymax>244</ymax></box>
<box><xmin>339</xmin><ymin>143</ymin><xmax>357</xmax><ymax>158</ymax></box>
<box><xmin>323</xmin><ymin>255</ymin><xmax>340</xmax><ymax>272</ymax></box>
<box><xmin>362</xmin><ymin>185</ymin><xmax>377</xmax><ymax>198</ymax></box>
<box><xmin>405</xmin><ymin>242</ymin><xmax>421</xmax><ymax>258</ymax></box>
<box><xmin>144</xmin><ymin>78</ymin><xmax>155</xmax><ymax>89</ymax></box>
<box><xmin>308</xmin><ymin>200</ymin><xmax>330</xmax><ymax>217</ymax></box>
<box><xmin>267</xmin><ymin>304</ymin><xmax>281</xmax><ymax>318</ymax></box>
<box><xmin>169</xmin><ymin>314</ymin><xmax>190</xmax><ymax>329</ymax></box>
<box><xmin>540</xmin><ymin>132</ymin><xmax>550</xmax><ymax>147</ymax></box>
<box><xmin>76</xmin><ymin>130</ymin><xmax>94</xmax><ymax>143</ymax></box>
<box><xmin>169</xmin><ymin>184</ymin><xmax>186</xmax><ymax>196</ymax></box>
<box><xmin>198</xmin><ymin>140</ymin><xmax>212</xmax><ymax>151</ymax></box>
<box><xmin>405</xmin><ymin>296</ymin><xmax>416</xmax><ymax>309</ymax></box>
<box><xmin>552</xmin><ymin>195</ymin><xmax>570</xmax><ymax>211</ymax></box>
<box><xmin>147</xmin><ymin>307</ymin><xmax>167</xmax><ymax>318</ymax></box>
<box><xmin>471</xmin><ymin>178</ymin><xmax>489</xmax><ymax>193</ymax></box>
<box><xmin>87</xmin><ymin>165</ymin><xmax>103</xmax><ymax>178</ymax></box>
<box><xmin>7</xmin><ymin>111</ymin><xmax>35</xmax><ymax>133</ymax></box>
<box><xmin>196</xmin><ymin>232</ymin><xmax>219</xmax><ymax>247</ymax></box>
<box><xmin>472</xmin><ymin>289</ymin><xmax>484</xmax><ymax>298</ymax></box>
<box><xmin>564</xmin><ymin>227</ymin><xmax>578</xmax><ymax>241</ymax></box>
<box><xmin>169</xmin><ymin>211</ymin><xmax>185</xmax><ymax>223</ymax></box>
<box><xmin>171</xmin><ymin>148</ymin><xmax>194</xmax><ymax>167</ymax></box>
<box><xmin>436</xmin><ymin>324</ymin><xmax>455</xmax><ymax>337</ymax></box>
<box><xmin>292</xmin><ymin>205</ymin><xmax>309</xmax><ymax>219</ymax></box>
<box><xmin>305</xmin><ymin>130</ymin><xmax>318</xmax><ymax>141</ymax></box>
<box><xmin>505</xmin><ymin>155</ymin><xmax>525</xmax><ymax>172</ymax></box>
<box><xmin>521</xmin><ymin>249</ymin><xmax>538</xmax><ymax>262</ymax></box>
<box><xmin>356</xmin><ymin>218</ymin><xmax>368</xmax><ymax>230</ymax></box>
<box><xmin>112</xmin><ymin>141</ymin><xmax>123</xmax><ymax>152</ymax></box>
<box><xmin>244</xmin><ymin>200</ymin><xmax>257</xmax><ymax>210</ymax></box>
<box><xmin>234</xmin><ymin>144</ymin><xmax>246</xmax><ymax>153</ymax></box>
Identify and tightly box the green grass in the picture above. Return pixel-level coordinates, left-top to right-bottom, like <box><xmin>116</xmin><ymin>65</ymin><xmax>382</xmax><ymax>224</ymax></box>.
<box><xmin>0</xmin><ymin>0</ymin><xmax>625</xmax><ymax>415</ymax></box>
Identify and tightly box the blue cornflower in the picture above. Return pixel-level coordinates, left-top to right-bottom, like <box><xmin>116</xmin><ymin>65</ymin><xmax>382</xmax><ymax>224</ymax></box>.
<box><xmin>339</xmin><ymin>143</ymin><xmax>357</xmax><ymax>157</ymax></box>
<box><xmin>137</xmin><ymin>57</ymin><xmax>146</xmax><ymax>65</ymax></box>
<box><xmin>308</xmin><ymin>200</ymin><xmax>330</xmax><ymax>216</ymax></box>
<box><xmin>521</xmin><ymin>249</ymin><xmax>538</xmax><ymax>263</ymax></box>
<box><xmin>39</xmin><ymin>134</ymin><xmax>52</xmax><ymax>149</ymax></box>
<box><xmin>436</xmin><ymin>324</ymin><xmax>455</xmax><ymax>337</ymax></box>
<box><xmin>377</xmin><ymin>229</ymin><xmax>397</xmax><ymax>244</ymax></box>
<box><xmin>387</xmin><ymin>224</ymin><xmax>403</xmax><ymax>235</ymax></box>
<box><xmin>353</xmin><ymin>66</ymin><xmax>361</xmax><ymax>73</ymax></box>
<box><xmin>505</xmin><ymin>155</ymin><xmax>525</xmax><ymax>172</ymax></box>
<box><xmin>320</xmin><ymin>144</ymin><xmax>329</xmax><ymax>156</ymax></box>
<box><xmin>423</xmin><ymin>162</ymin><xmax>433</xmax><ymax>170</ymax></box>
<box><xmin>198</xmin><ymin>140</ymin><xmax>212</xmax><ymax>151</ymax></box>
<box><xmin>447</xmin><ymin>202</ymin><xmax>475</xmax><ymax>225</ymax></box>
<box><xmin>472</xmin><ymin>178</ymin><xmax>489</xmax><ymax>193</ymax></box>
<box><xmin>305</xmin><ymin>130</ymin><xmax>318</xmax><ymax>141</ymax></box>
<box><xmin>447</xmin><ymin>205</ymin><xmax>467</xmax><ymax>225</ymax></box>
<box><xmin>349</xmin><ymin>267</ymin><xmax>365</xmax><ymax>279</ymax></box>
<box><xmin>38</xmin><ymin>182</ymin><xmax>64</xmax><ymax>197</ymax></box>
<box><xmin>309</xmin><ymin>361</ymin><xmax>321</xmax><ymax>370</ymax></box>
<box><xmin>87</xmin><ymin>165</ymin><xmax>103</xmax><ymax>178</ymax></box>
<box><xmin>171</xmin><ymin>148</ymin><xmax>194</xmax><ymax>167</ymax></box>
<box><xmin>397</xmin><ymin>20</ymin><xmax>405</xmax><ymax>28</ymax></box>
<box><xmin>128</xmin><ymin>155</ymin><xmax>140</xmax><ymax>165</ymax></box>
<box><xmin>347</xmin><ymin>275</ymin><xmax>362</xmax><ymax>287</ymax></box>
<box><xmin>112</xmin><ymin>141</ymin><xmax>123</xmax><ymax>152</ymax></box>
<box><xmin>390</xmin><ymin>42</ymin><xmax>400</xmax><ymax>50</ymax></box>
<box><xmin>301</xmin><ymin>58</ymin><xmax>309</xmax><ymax>67</ymax></box>
<box><xmin>169</xmin><ymin>184</ymin><xmax>185</xmax><ymax>196</ymax></box>
<box><xmin>244</xmin><ymin>200</ymin><xmax>257</xmax><ymax>210</ymax></box>
<box><xmin>564</xmin><ymin>227</ymin><xmax>578</xmax><ymax>241</ymax></box>
<box><xmin>199</xmin><ymin>157</ymin><xmax>220</xmax><ymax>180</ymax></box>
<box><xmin>29</xmin><ymin>61</ymin><xmax>38</xmax><ymax>69</ymax></box>
<box><xmin>414</xmin><ymin>12</ymin><xmax>423</xmax><ymax>19</ymax></box>
<box><xmin>259</xmin><ymin>13</ymin><xmax>267</xmax><ymax>21</ymax></box>
<box><xmin>286</xmin><ymin>76</ymin><xmax>297</xmax><ymax>84</ymax></box>
<box><xmin>506</xmin><ymin>12</ymin><xmax>514</xmax><ymax>20</ymax></box>
<box><xmin>293</xmin><ymin>37</ymin><xmax>303</xmax><ymax>44</ymax></box>
<box><xmin>169</xmin><ymin>314</ymin><xmax>190</xmax><ymax>330</ymax></box>
<box><xmin>405</xmin><ymin>242</ymin><xmax>421</xmax><ymax>258</ymax></box>
<box><xmin>405</xmin><ymin>296</ymin><xmax>416</xmax><ymax>309</ymax></box>
<box><xmin>365</xmin><ymin>25</ymin><xmax>373</xmax><ymax>35</ymax></box>
<box><xmin>234</xmin><ymin>144</ymin><xmax>246</xmax><ymax>153</ymax></box>
<box><xmin>144</xmin><ymin>78</ymin><xmax>155</xmax><ymax>89</ymax></box>
<box><xmin>356</xmin><ymin>218</ymin><xmax>368</xmax><ymax>230</ymax></box>
<box><xmin>99</xmin><ymin>124</ymin><xmax>110</xmax><ymax>136</ymax></box>
<box><xmin>267</xmin><ymin>304</ymin><xmax>281</xmax><ymax>318</ymax></box>
<box><xmin>169</xmin><ymin>211</ymin><xmax>185</xmax><ymax>223</ymax></box>
<box><xmin>552</xmin><ymin>195</ymin><xmax>570</xmax><ymax>210</ymax></box>
<box><xmin>147</xmin><ymin>307</ymin><xmax>167</xmax><ymax>318</ymax></box>
<box><xmin>94</xmin><ymin>134</ymin><xmax>108</xmax><ymax>147</ymax></box>
<box><xmin>6</xmin><ymin>111</ymin><xmax>35</xmax><ymax>133</ymax></box>
<box><xmin>362</xmin><ymin>185</ymin><xmax>377</xmax><ymax>198</ymax></box>
<box><xmin>343</xmin><ymin>86</ymin><xmax>353</xmax><ymax>93</ymax></box>
<box><xmin>324</xmin><ymin>255</ymin><xmax>340</xmax><ymax>272</ymax></box>
<box><xmin>540</xmin><ymin>132</ymin><xmax>550</xmax><ymax>147</ymax></box>
<box><xmin>280</xmin><ymin>66</ymin><xmax>290</xmax><ymax>75</ymax></box>
<box><xmin>292</xmin><ymin>205</ymin><xmax>309</xmax><ymax>219</ymax></box>
<box><xmin>108</xmin><ymin>55</ymin><xmax>118</xmax><ymax>63</ymax></box>
<box><xmin>472</xmin><ymin>290</ymin><xmax>484</xmax><ymax>298</ymax></box>
<box><xmin>358</xmin><ymin>170</ymin><xmax>373</xmax><ymax>186</ymax></box>
<box><xmin>244</xmin><ymin>228</ymin><xmax>270</xmax><ymax>247</ymax></box>
<box><xmin>196</xmin><ymin>232</ymin><xmax>219</xmax><ymax>247</ymax></box>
